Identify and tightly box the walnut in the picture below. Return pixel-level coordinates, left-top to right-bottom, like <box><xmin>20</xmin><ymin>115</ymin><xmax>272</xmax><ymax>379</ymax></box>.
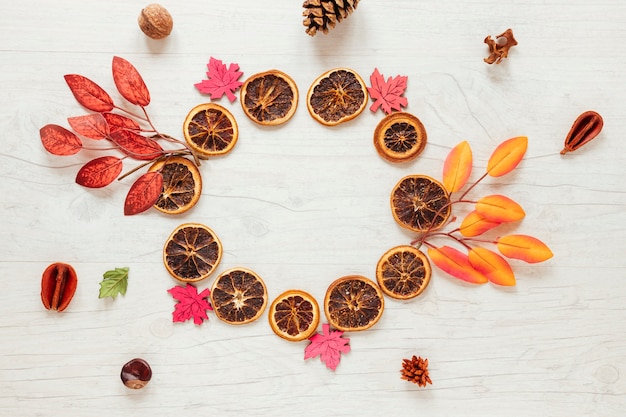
<box><xmin>138</xmin><ymin>4</ymin><xmax>173</xmax><ymax>39</ymax></box>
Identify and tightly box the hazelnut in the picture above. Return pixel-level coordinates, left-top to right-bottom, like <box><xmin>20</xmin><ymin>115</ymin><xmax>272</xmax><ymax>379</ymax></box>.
<box><xmin>138</xmin><ymin>4</ymin><xmax>173</xmax><ymax>39</ymax></box>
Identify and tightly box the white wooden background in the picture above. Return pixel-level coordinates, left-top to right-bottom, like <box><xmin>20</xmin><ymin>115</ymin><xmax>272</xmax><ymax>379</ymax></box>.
<box><xmin>1</xmin><ymin>1</ymin><xmax>625</xmax><ymax>415</ymax></box>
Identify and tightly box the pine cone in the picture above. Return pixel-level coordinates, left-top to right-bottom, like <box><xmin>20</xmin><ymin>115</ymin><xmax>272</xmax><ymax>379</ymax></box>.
<box><xmin>302</xmin><ymin>0</ymin><xmax>360</xmax><ymax>36</ymax></box>
<box><xmin>401</xmin><ymin>356</ymin><xmax>432</xmax><ymax>387</ymax></box>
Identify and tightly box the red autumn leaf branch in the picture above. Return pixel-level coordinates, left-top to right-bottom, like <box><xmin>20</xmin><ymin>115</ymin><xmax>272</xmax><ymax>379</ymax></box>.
<box><xmin>64</xmin><ymin>74</ymin><xmax>114</xmax><ymax>112</ymax></box>
<box><xmin>412</xmin><ymin>136</ymin><xmax>552</xmax><ymax>286</ymax></box>
<box><xmin>75</xmin><ymin>156</ymin><xmax>123</xmax><ymax>188</ymax></box>
<box><xmin>123</xmin><ymin>171</ymin><xmax>164</xmax><ymax>216</ymax></box>
<box><xmin>112</xmin><ymin>56</ymin><xmax>151</xmax><ymax>107</ymax></box>
<box><xmin>40</xmin><ymin>56</ymin><xmax>203</xmax><ymax>215</ymax></box>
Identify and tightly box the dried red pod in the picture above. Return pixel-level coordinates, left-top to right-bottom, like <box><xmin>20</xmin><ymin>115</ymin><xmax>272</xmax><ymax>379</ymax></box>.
<box><xmin>561</xmin><ymin>110</ymin><xmax>603</xmax><ymax>154</ymax></box>
<box><xmin>41</xmin><ymin>263</ymin><xmax>78</xmax><ymax>312</ymax></box>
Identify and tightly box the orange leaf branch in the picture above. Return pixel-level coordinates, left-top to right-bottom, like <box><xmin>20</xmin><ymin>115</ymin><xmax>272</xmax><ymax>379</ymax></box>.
<box><xmin>417</xmin><ymin>231</ymin><xmax>472</xmax><ymax>251</ymax></box>
<box><xmin>443</xmin><ymin>141</ymin><xmax>473</xmax><ymax>193</ymax></box>
<box><xmin>468</xmin><ymin>247</ymin><xmax>516</xmax><ymax>286</ymax></box>
<box><xmin>454</xmin><ymin>137</ymin><xmax>527</xmax><ymax>200</ymax></box>
<box><xmin>487</xmin><ymin>136</ymin><xmax>528</xmax><ymax>177</ymax></box>
<box><xmin>405</xmin><ymin>136</ymin><xmax>549</xmax><ymax>287</ymax></box>
<box><xmin>457</xmin><ymin>171</ymin><xmax>488</xmax><ymax>201</ymax></box>
<box><xmin>475</xmin><ymin>195</ymin><xmax>525</xmax><ymax>223</ymax></box>
<box><xmin>459</xmin><ymin>211</ymin><xmax>501</xmax><ymax>237</ymax></box>
<box><xmin>410</xmin><ymin>198</ymin><xmax>470</xmax><ymax>247</ymax></box>
<box><xmin>496</xmin><ymin>235</ymin><xmax>553</xmax><ymax>263</ymax></box>
<box><xmin>427</xmin><ymin>246</ymin><xmax>488</xmax><ymax>284</ymax></box>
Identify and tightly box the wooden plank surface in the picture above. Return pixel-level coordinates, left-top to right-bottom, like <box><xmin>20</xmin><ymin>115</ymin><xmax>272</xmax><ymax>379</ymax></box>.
<box><xmin>1</xmin><ymin>1</ymin><xmax>625</xmax><ymax>415</ymax></box>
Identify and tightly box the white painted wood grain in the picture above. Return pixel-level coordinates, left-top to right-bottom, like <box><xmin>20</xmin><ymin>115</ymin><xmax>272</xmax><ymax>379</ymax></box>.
<box><xmin>1</xmin><ymin>1</ymin><xmax>625</xmax><ymax>416</ymax></box>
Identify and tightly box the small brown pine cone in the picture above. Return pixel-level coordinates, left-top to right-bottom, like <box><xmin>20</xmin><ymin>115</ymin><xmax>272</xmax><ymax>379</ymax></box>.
<box><xmin>400</xmin><ymin>355</ymin><xmax>432</xmax><ymax>387</ymax></box>
<box><xmin>302</xmin><ymin>0</ymin><xmax>360</xmax><ymax>36</ymax></box>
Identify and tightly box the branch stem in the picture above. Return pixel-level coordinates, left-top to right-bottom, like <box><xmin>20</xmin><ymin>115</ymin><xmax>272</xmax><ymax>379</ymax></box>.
<box><xmin>459</xmin><ymin>171</ymin><xmax>488</xmax><ymax>200</ymax></box>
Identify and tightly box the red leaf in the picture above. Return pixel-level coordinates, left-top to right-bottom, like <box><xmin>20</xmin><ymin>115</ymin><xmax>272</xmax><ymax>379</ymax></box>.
<box><xmin>40</xmin><ymin>124</ymin><xmax>82</xmax><ymax>155</ymax></box>
<box><xmin>487</xmin><ymin>136</ymin><xmax>528</xmax><ymax>177</ymax></box>
<box><xmin>475</xmin><ymin>194</ymin><xmax>525</xmax><ymax>223</ymax></box>
<box><xmin>497</xmin><ymin>235</ymin><xmax>554</xmax><ymax>263</ymax></box>
<box><xmin>75</xmin><ymin>156</ymin><xmax>123</xmax><ymax>188</ymax></box>
<box><xmin>367</xmin><ymin>68</ymin><xmax>408</xmax><ymax>114</ymax></box>
<box><xmin>109</xmin><ymin>130</ymin><xmax>163</xmax><ymax>160</ymax></box>
<box><xmin>443</xmin><ymin>141</ymin><xmax>473</xmax><ymax>192</ymax></box>
<box><xmin>167</xmin><ymin>284</ymin><xmax>213</xmax><ymax>325</ymax></box>
<box><xmin>194</xmin><ymin>57</ymin><xmax>244</xmax><ymax>102</ymax></box>
<box><xmin>112</xmin><ymin>56</ymin><xmax>150</xmax><ymax>106</ymax></box>
<box><xmin>427</xmin><ymin>246</ymin><xmax>488</xmax><ymax>284</ymax></box>
<box><xmin>67</xmin><ymin>114</ymin><xmax>109</xmax><ymax>140</ymax></box>
<box><xmin>102</xmin><ymin>112</ymin><xmax>141</xmax><ymax>133</ymax></box>
<box><xmin>459</xmin><ymin>210</ymin><xmax>501</xmax><ymax>237</ymax></box>
<box><xmin>304</xmin><ymin>324</ymin><xmax>351</xmax><ymax>371</ymax></box>
<box><xmin>123</xmin><ymin>171</ymin><xmax>163</xmax><ymax>215</ymax></box>
<box><xmin>468</xmin><ymin>247</ymin><xmax>516</xmax><ymax>286</ymax></box>
<box><xmin>64</xmin><ymin>74</ymin><xmax>114</xmax><ymax>112</ymax></box>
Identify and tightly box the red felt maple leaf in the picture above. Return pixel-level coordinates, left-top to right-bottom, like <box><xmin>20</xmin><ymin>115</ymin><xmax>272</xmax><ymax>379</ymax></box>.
<box><xmin>367</xmin><ymin>68</ymin><xmax>408</xmax><ymax>114</ymax></box>
<box><xmin>167</xmin><ymin>283</ymin><xmax>212</xmax><ymax>325</ymax></box>
<box><xmin>304</xmin><ymin>324</ymin><xmax>351</xmax><ymax>371</ymax></box>
<box><xmin>194</xmin><ymin>57</ymin><xmax>244</xmax><ymax>102</ymax></box>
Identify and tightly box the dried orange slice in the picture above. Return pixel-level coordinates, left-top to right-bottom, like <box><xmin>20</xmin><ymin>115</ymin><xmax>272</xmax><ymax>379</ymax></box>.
<box><xmin>376</xmin><ymin>245</ymin><xmax>431</xmax><ymax>300</ymax></box>
<box><xmin>268</xmin><ymin>289</ymin><xmax>320</xmax><ymax>342</ymax></box>
<box><xmin>390</xmin><ymin>175</ymin><xmax>451</xmax><ymax>233</ymax></box>
<box><xmin>210</xmin><ymin>267</ymin><xmax>268</xmax><ymax>325</ymax></box>
<box><xmin>163</xmin><ymin>223</ymin><xmax>222</xmax><ymax>282</ymax></box>
<box><xmin>240</xmin><ymin>70</ymin><xmax>298</xmax><ymax>126</ymax></box>
<box><xmin>183</xmin><ymin>103</ymin><xmax>238</xmax><ymax>157</ymax></box>
<box><xmin>374</xmin><ymin>112</ymin><xmax>427</xmax><ymax>163</ymax></box>
<box><xmin>148</xmin><ymin>156</ymin><xmax>201</xmax><ymax>214</ymax></box>
<box><xmin>306</xmin><ymin>68</ymin><xmax>368</xmax><ymax>126</ymax></box>
<box><xmin>324</xmin><ymin>275</ymin><xmax>384</xmax><ymax>332</ymax></box>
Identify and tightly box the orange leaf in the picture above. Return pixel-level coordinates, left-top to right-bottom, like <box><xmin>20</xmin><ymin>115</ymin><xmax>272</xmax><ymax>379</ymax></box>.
<box><xmin>469</xmin><ymin>247</ymin><xmax>515</xmax><ymax>286</ymax></box>
<box><xmin>476</xmin><ymin>195</ymin><xmax>525</xmax><ymax>223</ymax></box>
<box><xmin>459</xmin><ymin>210</ymin><xmax>500</xmax><ymax>237</ymax></box>
<box><xmin>487</xmin><ymin>136</ymin><xmax>528</xmax><ymax>177</ymax></box>
<box><xmin>443</xmin><ymin>141</ymin><xmax>473</xmax><ymax>192</ymax></box>
<box><xmin>427</xmin><ymin>246</ymin><xmax>488</xmax><ymax>284</ymax></box>
<box><xmin>497</xmin><ymin>235</ymin><xmax>553</xmax><ymax>263</ymax></box>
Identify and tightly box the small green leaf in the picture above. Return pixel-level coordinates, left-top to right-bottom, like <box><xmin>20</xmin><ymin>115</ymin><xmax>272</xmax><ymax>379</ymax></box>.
<box><xmin>99</xmin><ymin>267</ymin><xmax>129</xmax><ymax>299</ymax></box>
